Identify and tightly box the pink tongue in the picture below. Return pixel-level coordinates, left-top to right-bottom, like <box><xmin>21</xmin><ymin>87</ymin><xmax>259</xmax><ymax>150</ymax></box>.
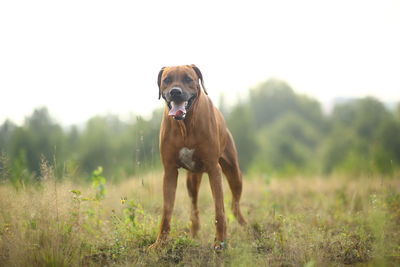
<box><xmin>168</xmin><ymin>102</ymin><xmax>186</xmax><ymax>117</ymax></box>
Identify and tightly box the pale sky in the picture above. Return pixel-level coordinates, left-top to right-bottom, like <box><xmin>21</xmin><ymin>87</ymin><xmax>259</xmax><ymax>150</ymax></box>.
<box><xmin>1</xmin><ymin>0</ymin><xmax>399</xmax><ymax>126</ymax></box>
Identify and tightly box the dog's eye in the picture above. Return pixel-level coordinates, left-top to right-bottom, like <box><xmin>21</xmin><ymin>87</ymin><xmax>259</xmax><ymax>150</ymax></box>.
<box><xmin>163</xmin><ymin>76</ymin><xmax>172</xmax><ymax>84</ymax></box>
<box><xmin>183</xmin><ymin>75</ymin><xmax>193</xmax><ymax>83</ymax></box>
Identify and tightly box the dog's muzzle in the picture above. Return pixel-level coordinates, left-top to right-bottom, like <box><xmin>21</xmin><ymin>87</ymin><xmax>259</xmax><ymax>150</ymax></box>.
<box><xmin>165</xmin><ymin>87</ymin><xmax>196</xmax><ymax>120</ymax></box>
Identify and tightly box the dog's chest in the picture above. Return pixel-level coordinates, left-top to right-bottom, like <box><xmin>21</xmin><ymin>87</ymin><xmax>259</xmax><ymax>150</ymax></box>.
<box><xmin>178</xmin><ymin>147</ymin><xmax>200</xmax><ymax>172</ymax></box>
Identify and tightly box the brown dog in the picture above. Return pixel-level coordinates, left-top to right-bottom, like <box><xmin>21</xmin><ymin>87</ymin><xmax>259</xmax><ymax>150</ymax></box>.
<box><xmin>150</xmin><ymin>65</ymin><xmax>246</xmax><ymax>250</ymax></box>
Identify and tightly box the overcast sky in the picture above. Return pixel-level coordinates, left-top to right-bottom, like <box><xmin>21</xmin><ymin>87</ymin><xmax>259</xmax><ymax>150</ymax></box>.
<box><xmin>1</xmin><ymin>0</ymin><xmax>399</xmax><ymax>125</ymax></box>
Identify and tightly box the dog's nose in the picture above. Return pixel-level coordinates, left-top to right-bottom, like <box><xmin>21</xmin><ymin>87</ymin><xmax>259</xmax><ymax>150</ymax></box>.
<box><xmin>170</xmin><ymin>87</ymin><xmax>182</xmax><ymax>97</ymax></box>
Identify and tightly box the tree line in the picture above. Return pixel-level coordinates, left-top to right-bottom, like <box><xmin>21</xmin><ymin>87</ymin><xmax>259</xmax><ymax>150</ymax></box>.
<box><xmin>227</xmin><ymin>79</ymin><xmax>400</xmax><ymax>176</ymax></box>
<box><xmin>1</xmin><ymin>79</ymin><xmax>399</xmax><ymax>184</ymax></box>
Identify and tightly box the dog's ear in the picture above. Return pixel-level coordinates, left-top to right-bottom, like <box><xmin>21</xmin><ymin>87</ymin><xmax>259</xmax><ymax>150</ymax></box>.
<box><xmin>157</xmin><ymin>67</ymin><xmax>166</xmax><ymax>99</ymax></box>
<box><xmin>191</xmin><ymin>64</ymin><xmax>208</xmax><ymax>95</ymax></box>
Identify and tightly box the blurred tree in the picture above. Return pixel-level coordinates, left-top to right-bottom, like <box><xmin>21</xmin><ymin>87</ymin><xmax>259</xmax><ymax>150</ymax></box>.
<box><xmin>79</xmin><ymin>115</ymin><xmax>127</xmax><ymax>179</ymax></box>
<box><xmin>226</xmin><ymin>103</ymin><xmax>257</xmax><ymax>171</ymax></box>
<box><xmin>1</xmin><ymin>83</ymin><xmax>399</xmax><ymax>182</ymax></box>
<box><xmin>78</xmin><ymin>111</ymin><xmax>161</xmax><ymax>181</ymax></box>
<box><xmin>132</xmin><ymin>110</ymin><xmax>161</xmax><ymax>172</ymax></box>
<box><xmin>249</xmin><ymin>79</ymin><xmax>296</xmax><ymax>127</ymax></box>
<box><xmin>218</xmin><ymin>93</ymin><xmax>228</xmax><ymax>117</ymax></box>
<box><xmin>373</xmin><ymin>117</ymin><xmax>400</xmax><ymax>174</ymax></box>
<box><xmin>249</xmin><ymin>79</ymin><xmax>326</xmax><ymax>130</ymax></box>
<box><xmin>249</xmin><ymin>113</ymin><xmax>321</xmax><ymax>176</ymax></box>
<box><xmin>321</xmin><ymin>128</ymin><xmax>353</xmax><ymax>174</ymax></box>
<box><xmin>0</xmin><ymin>120</ymin><xmax>16</xmax><ymax>153</ymax></box>
<box><xmin>9</xmin><ymin>108</ymin><xmax>66</xmax><ymax>176</ymax></box>
<box><xmin>323</xmin><ymin>97</ymin><xmax>399</xmax><ymax>175</ymax></box>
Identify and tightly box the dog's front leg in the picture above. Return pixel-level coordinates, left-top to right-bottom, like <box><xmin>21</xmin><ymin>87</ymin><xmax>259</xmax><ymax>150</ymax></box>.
<box><xmin>149</xmin><ymin>166</ymin><xmax>178</xmax><ymax>249</ymax></box>
<box><xmin>208</xmin><ymin>163</ymin><xmax>227</xmax><ymax>250</ymax></box>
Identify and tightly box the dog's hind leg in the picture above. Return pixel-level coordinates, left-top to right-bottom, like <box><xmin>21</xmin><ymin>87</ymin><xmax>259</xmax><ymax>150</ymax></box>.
<box><xmin>186</xmin><ymin>172</ymin><xmax>203</xmax><ymax>238</ymax></box>
<box><xmin>220</xmin><ymin>132</ymin><xmax>247</xmax><ymax>226</ymax></box>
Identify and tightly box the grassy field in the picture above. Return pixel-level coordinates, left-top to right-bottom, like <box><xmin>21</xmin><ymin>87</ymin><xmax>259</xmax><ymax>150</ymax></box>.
<box><xmin>0</xmin><ymin>168</ymin><xmax>399</xmax><ymax>266</ymax></box>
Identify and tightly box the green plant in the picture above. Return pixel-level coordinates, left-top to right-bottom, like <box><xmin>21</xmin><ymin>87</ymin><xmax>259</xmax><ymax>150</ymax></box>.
<box><xmin>91</xmin><ymin>166</ymin><xmax>107</xmax><ymax>200</ymax></box>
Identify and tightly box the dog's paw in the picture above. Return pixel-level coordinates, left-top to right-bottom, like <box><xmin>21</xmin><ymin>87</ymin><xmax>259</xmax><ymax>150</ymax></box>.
<box><xmin>213</xmin><ymin>241</ymin><xmax>227</xmax><ymax>252</ymax></box>
<box><xmin>147</xmin><ymin>240</ymin><xmax>164</xmax><ymax>251</ymax></box>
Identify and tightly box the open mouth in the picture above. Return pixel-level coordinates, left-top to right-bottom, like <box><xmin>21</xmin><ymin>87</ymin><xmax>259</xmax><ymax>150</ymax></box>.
<box><xmin>167</xmin><ymin>95</ymin><xmax>196</xmax><ymax>120</ymax></box>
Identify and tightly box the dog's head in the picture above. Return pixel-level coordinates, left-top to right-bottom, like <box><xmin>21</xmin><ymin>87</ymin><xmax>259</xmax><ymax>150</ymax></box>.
<box><xmin>157</xmin><ymin>64</ymin><xmax>207</xmax><ymax>120</ymax></box>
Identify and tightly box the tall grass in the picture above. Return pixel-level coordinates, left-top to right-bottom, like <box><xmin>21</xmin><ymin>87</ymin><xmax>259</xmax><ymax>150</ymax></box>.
<box><xmin>0</xmin><ymin>168</ymin><xmax>399</xmax><ymax>266</ymax></box>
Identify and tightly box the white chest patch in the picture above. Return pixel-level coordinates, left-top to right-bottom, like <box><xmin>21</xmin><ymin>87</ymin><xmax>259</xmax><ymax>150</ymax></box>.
<box><xmin>179</xmin><ymin>147</ymin><xmax>195</xmax><ymax>170</ymax></box>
